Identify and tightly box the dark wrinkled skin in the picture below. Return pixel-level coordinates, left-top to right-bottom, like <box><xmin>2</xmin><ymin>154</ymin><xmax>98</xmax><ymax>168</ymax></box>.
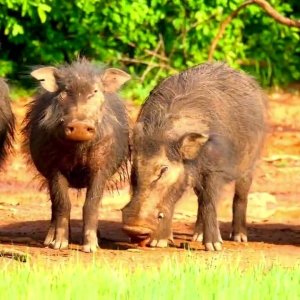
<box><xmin>23</xmin><ymin>60</ymin><xmax>130</xmax><ymax>252</ymax></box>
<box><xmin>122</xmin><ymin>62</ymin><xmax>267</xmax><ymax>251</ymax></box>
<box><xmin>0</xmin><ymin>79</ymin><xmax>15</xmax><ymax>167</ymax></box>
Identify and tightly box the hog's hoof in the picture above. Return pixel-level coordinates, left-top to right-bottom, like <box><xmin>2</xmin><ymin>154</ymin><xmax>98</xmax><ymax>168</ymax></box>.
<box><xmin>83</xmin><ymin>230</ymin><xmax>99</xmax><ymax>253</ymax></box>
<box><xmin>44</xmin><ymin>226</ymin><xmax>55</xmax><ymax>246</ymax></box>
<box><xmin>204</xmin><ymin>242</ymin><xmax>222</xmax><ymax>251</ymax></box>
<box><xmin>44</xmin><ymin>226</ymin><xmax>69</xmax><ymax>250</ymax></box>
<box><xmin>82</xmin><ymin>242</ymin><xmax>98</xmax><ymax>253</ymax></box>
<box><xmin>204</xmin><ymin>230</ymin><xmax>223</xmax><ymax>251</ymax></box>
<box><xmin>232</xmin><ymin>232</ymin><xmax>248</xmax><ymax>243</ymax></box>
<box><xmin>192</xmin><ymin>232</ymin><xmax>203</xmax><ymax>242</ymax></box>
<box><xmin>51</xmin><ymin>240</ymin><xmax>69</xmax><ymax>250</ymax></box>
<box><xmin>150</xmin><ymin>239</ymin><xmax>169</xmax><ymax>248</ymax></box>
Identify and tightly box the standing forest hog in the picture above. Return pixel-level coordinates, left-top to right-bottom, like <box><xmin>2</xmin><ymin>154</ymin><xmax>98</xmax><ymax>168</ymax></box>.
<box><xmin>0</xmin><ymin>79</ymin><xmax>15</xmax><ymax>167</ymax></box>
<box><xmin>23</xmin><ymin>59</ymin><xmax>130</xmax><ymax>252</ymax></box>
<box><xmin>122</xmin><ymin>62</ymin><xmax>267</xmax><ymax>251</ymax></box>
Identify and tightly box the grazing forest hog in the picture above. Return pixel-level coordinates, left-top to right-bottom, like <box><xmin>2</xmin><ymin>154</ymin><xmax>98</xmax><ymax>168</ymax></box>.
<box><xmin>122</xmin><ymin>62</ymin><xmax>267</xmax><ymax>251</ymax></box>
<box><xmin>23</xmin><ymin>59</ymin><xmax>130</xmax><ymax>252</ymax></box>
<box><xmin>0</xmin><ymin>79</ymin><xmax>15</xmax><ymax>167</ymax></box>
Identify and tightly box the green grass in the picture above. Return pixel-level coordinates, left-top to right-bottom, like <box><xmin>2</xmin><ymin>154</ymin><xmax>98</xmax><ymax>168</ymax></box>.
<box><xmin>0</xmin><ymin>254</ymin><xmax>299</xmax><ymax>300</ymax></box>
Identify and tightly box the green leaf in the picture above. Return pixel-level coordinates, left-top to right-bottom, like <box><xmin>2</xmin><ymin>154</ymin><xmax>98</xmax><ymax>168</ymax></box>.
<box><xmin>37</xmin><ymin>7</ymin><xmax>46</xmax><ymax>23</ymax></box>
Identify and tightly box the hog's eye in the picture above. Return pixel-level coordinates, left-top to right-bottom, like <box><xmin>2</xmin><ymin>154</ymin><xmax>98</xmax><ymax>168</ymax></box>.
<box><xmin>155</xmin><ymin>165</ymin><xmax>168</xmax><ymax>180</ymax></box>
<box><xmin>151</xmin><ymin>165</ymin><xmax>168</xmax><ymax>185</ymax></box>
<box><xmin>158</xmin><ymin>212</ymin><xmax>164</xmax><ymax>220</ymax></box>
<box><xmin>88</xmin><ymin>89</ymin><xmax>99</xmax><ymax>99</ymax></box>
<box><xmin>160</xmin><ymin>166</ymin><xmax>168</xmax><ymax>176</ymax></box>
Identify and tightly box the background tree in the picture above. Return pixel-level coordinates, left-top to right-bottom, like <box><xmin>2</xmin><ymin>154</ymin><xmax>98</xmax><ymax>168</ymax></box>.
<box><xmin>0</xmin><ymin>0</ymin><xmax>299</xmax><ymax>100</ymax></box>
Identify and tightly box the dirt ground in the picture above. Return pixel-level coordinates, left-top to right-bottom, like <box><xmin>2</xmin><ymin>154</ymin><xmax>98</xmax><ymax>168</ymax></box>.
<box><xmin>0</xmin><ymin>89</ymin><xmax>299</xmax><ymax>267</ymax></box>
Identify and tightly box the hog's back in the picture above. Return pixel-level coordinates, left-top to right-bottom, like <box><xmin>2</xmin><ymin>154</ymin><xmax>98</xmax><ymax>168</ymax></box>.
<box><xmin>138</xmin><ymin>63</ymin><xmax>267</xmax><ymax>171</ymax></box>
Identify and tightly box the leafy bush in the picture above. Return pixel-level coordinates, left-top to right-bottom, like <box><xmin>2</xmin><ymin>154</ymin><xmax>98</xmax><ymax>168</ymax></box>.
<box><xmin>0</xmin><ymin>0</ymin><xmax>299</xmax><ymax>101</ymax></box>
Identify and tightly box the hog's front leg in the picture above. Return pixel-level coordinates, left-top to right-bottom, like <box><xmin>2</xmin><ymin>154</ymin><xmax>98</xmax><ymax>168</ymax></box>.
<box><xmin>44</xmin><ymin>172</ymin><xmax>71</xmax><ymax>250</ymax></box>
<box><xmin>198</xmin><ymin>174</ymin><xmax>223</xmax><ymax>251</ymax></box>
<box><xmin>82</xmin><ymin>172</ymin><xmax>105</xmax><ymax>253</ymax></box>
<box><xmin>193</xmin><ymin>187</ymin><xmax>223</xmax><ymax>244</ymax></box>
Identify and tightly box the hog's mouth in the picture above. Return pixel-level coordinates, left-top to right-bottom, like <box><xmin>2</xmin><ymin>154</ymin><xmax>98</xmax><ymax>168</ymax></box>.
<box><xmin>122</xmin><ymin>225</ymin><xmax>153</xmax><ymax>246</ymax></box>
<box><xmin>123</xmin><ymin>225</ymin><xmax>152</xmax><ymax>236</ymax></box>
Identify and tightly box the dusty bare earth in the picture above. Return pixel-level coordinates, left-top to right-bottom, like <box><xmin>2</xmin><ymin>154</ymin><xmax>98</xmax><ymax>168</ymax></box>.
<box><xmin>0</xmin><ymin>89</ymin><xmax>299</xmax><ymax>267</ymax></box>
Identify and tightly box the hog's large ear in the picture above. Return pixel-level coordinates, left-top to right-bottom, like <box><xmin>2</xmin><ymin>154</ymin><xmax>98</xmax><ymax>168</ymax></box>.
<box><xmin>179</xmin><ymin>133</ymin><xmax>209</xmax><ymax>160</ymax></box>
<box><xmin>102</xmin><ymin>68</ymin><xmax>131</xmax><ymax>92</ymax></box>
<box><xmin>31</xmin><ymin>67</ymin><xmax>59</xmax><ymax>92</ymax></box>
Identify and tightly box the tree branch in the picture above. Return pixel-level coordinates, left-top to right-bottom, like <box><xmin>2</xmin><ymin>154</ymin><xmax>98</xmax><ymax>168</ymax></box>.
<box><xmin>116</xmin><ymin>38</ymin><xmax>169</xmax><ymax>63</ymax></box>
<box><xmin>253</xmin><ymin>0</ymin><xmax>300</xmax><ymax>27</ymax></box>
<box><xmin>208</xmin><ymin>0</ymin><xmax>300</xmax><ymax>61</ymax></box>
<box><xmin>120</xmin><ymin>57</ymin><xmax>177</xmax><ymax>73</ymax></box>
<box><xmin>140</xmin><ymin>39</ymin><xmax>162</xmax><ymax>81</ymax></box>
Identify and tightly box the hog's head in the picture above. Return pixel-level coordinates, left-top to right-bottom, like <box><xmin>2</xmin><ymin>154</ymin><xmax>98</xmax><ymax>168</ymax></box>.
<box><xmin>31</xmin><ymin>60</ymin><xmax>130</xmax><ymax>142</ymax></box>
<box><xmin>122</xmin><ymin>122</ymin><xmax>209</xmax><ymax>247</ymax></box>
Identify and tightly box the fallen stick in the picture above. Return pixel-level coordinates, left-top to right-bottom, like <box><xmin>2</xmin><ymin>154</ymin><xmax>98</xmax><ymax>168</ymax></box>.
<box><xmin>263</xmin><ymin>154</ymin><xmax>300</xmax><ymax>162</ymax></box>
<box><xmin>0</xmin><ymin>248</ymin><xmax>30</xmax><ymax>262</ymax></box>
<box><xmin>0</xmin><ymin>236</ymin><xmax>41</xmax><ymax>246</ymax></box>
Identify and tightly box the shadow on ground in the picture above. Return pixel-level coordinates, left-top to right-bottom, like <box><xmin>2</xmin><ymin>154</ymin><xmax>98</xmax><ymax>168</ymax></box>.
<box><xmin>0</xmin><ymin>219</ymin><xmax>299</xmax><ymax>251</ymax></box>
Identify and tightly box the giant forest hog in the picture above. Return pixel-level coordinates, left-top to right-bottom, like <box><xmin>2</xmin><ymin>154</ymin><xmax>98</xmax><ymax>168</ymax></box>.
<box><xmin>123</xmin><ymin>62</ymin><xmax>267</xmax><ymax>251</ymax></box>
<box><xmin>23</xmin><ymin>59</ymin><xmax>130</xmax><ymax>252</ymax></box>
<box><xmin>0</xmin><ymin>78</ymin><xmax>14</xmax><ymax>168</ymax></box>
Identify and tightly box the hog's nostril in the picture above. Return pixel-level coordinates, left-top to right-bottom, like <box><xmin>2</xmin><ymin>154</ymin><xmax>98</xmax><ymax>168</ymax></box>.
<box><xmin>64</xmin><ymin>121</ymin><xmax>95</xmax><ymax>141</ymax></box>
<box><xmin>66</xmin><ymin>126</ymin><xmax>74</xmax><ymax>133</ymax></box>
<box><xmin>86</xmin><ymin>126</ymin><xmax>95</xmax><ymax>133</ymax></box>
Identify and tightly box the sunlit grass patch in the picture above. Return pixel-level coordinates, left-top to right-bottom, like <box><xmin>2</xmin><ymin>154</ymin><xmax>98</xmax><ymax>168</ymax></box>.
<box><xmin>0</xmin><ymin>253</ymin><xmax>299</xmax><ymax>299</ymax></box>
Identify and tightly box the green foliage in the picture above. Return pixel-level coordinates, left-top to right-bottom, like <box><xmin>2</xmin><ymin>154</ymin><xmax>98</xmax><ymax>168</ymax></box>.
<box><xmin>0</xmin><ymin>0</ymin><xmax>299</xmax><ymax>101</ymax></box>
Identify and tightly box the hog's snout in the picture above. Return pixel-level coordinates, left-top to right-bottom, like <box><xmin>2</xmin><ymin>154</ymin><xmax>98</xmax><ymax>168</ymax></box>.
<box><xmin>123</xmin><ymin>224</ymin><xmax>153</xmax><ymax>237</ymax></box>
<box><xmin>65</xmin><ymin>121</ymin><xmax>95</xmax><ymax>141</ymax></box>
<box><xmin>122</xmin><ymin>202</ymin><xmax>158</xmax><ymax>239</ymax></box>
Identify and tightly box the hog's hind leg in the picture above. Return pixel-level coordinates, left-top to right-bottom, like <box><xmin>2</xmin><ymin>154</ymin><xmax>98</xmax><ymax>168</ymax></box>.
<box><xmin>192</xmin><ymin>188</ymin><xmax>204</xmax><ymax>242</ymax></box>
<box><xmin>231</xmin><ymin>173</ymin><xmax>253</xmax><ymax>242</ymax></box>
